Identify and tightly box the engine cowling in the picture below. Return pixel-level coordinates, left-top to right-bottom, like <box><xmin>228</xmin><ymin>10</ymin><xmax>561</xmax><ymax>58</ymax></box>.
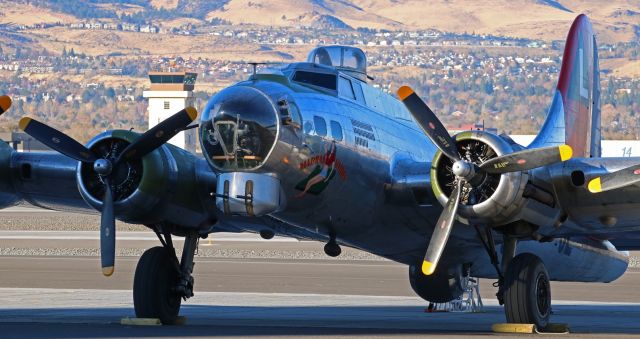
<box><xmin>409</xmin><ymin>264</ymin><xmax>467</xmax><ymax>303</ymax></box>
<box><xmin>76</xmin><ymin>130</ymin><xmax>212</xmax><ymax>227</ymax></box>
<box><xmin>430</xmin><ymin>131</ymin><xmax>529</xmax><ymax>226</ymax></box>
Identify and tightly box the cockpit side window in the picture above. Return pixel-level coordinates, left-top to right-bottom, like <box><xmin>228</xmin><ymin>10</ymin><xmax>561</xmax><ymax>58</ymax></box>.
<box><xmin>292</xmin><ymin>71</ymin><xmax>337</xmax><ymax>91</ymax></box>
<box><xmin>338</xmin><ymin>76</ymin><xmax>356</xmax><ymax>101</ymax></box>
<box><xmin>313</xmin><ymin>116</ymin><xmax>327</xmax><ymax>136</ymax></box>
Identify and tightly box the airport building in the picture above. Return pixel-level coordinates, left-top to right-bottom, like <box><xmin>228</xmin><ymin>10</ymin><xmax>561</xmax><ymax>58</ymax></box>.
<box><xmin>142</xmin><ymin>71</ymin><xmax>198</xmax><ymax>153</ymax></box>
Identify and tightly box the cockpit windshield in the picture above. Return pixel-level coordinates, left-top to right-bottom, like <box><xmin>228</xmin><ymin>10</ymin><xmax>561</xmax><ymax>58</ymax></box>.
<box><xmin>307</xmin><ymin>46</ymin><xmax>367</xmax><ymax>81</ymax></box>
<box><xmin>199</xmin><ymin>86</ymin><xmax>278</xmax><ymax>171</ymax></box>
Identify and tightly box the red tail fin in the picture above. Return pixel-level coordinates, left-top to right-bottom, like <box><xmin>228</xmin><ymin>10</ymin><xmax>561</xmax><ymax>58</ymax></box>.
<box><xmin>530</xmin><ymin>14</ymin><xmax>601</xmax><ymax>158</ymax></box>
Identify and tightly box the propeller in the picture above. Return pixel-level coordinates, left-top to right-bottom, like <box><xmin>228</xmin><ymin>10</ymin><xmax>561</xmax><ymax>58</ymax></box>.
<box><xmin>19</xmin><ymin>107</ymin><xmax>198</xmax><ymax>276</ymax></box>
<box><xmin>0</xmin><ymin>95</ymin><xmax>12</xmax><ymax>115</ymax></box>
<box><xmin>398</xmin><ymin>86</ymin><xmax>572</xmax><ymax>276</ymax></box>
<box><xmin>588</xmin><ymin>164</ymin><xmax>640</xmax><ymax>193</ymax></box>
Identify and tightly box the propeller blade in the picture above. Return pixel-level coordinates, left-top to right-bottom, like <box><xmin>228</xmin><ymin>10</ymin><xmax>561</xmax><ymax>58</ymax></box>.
<box><xmin>588</xmin><ymin>164</ymin><xmax>640</xmax><ymax>193</ymax></box>
<box><xmin>19</xmin><ymin>117</ymin><xmax>97</xmax><ymax>163</ymax></box>
<box><xmin>398</xmin><ymin>86</ymin><xmax>460</xmax><ymax>161</ymax></box>
<box><xmin>479</xmin><ymin>145</ymin><xmax>573</xmax><ymax>174</ymax></box>
<box><xmin>422</xmin><ymin>180</ymin><xmax>462</xmax><ymax>276</ymax></box>
<box><xmin>117</xmin><ymin>107</ymin><xmax>198</xmax><ymax>163</ymax></box>
<box><xmin>100</xmin><ymin>178</ymin><xmax>116</xmax><ymax>277</ymax></box>
<box><xmin>0</xmin><ymin>95</ymin><xmax>12</xmax><ymax>114</ymax></box>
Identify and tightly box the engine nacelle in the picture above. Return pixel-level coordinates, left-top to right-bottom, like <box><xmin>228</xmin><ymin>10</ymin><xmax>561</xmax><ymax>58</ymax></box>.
<box><xmin>430</xmin><ymin>131</ymin><xmax>529</xmax><ymax>226</ymax></box>
<box><xmin>77</xmin><ymin>130</ymin><xmax>213</xmax><ymax>228</ymax></box>
<box><xmin>409</xmin><ymin>264</ymin><xmax>467</xmax><ymax>303</ymax></box>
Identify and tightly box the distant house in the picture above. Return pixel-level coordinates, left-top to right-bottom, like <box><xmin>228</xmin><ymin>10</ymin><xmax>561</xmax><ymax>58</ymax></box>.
<box><xmin>87</xmin><ymin>22</ymin><xmax>102</xmax><ymax>29</ymax></box>
<box><xmin>140</xmin><ymin>25</ymin><xmax>158</xmax><ymax>33</ymax></box>
<box><xmin>103</xmin><ymin>23</ymin><xmax>119</xmax><ymax>30</ymax></box>
<box><xmin>121</xmin><ymin>23</ymin><xmax>139</xmax><ymax>32</ymax></box>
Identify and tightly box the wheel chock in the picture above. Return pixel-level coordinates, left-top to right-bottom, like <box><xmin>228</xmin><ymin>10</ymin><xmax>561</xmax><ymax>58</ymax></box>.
<box><xmin>492</xmin><ymin>323</ymin><xmax>569</xmax><ymax>334</ymax></box>
<box><xmin>120</xmin><ymin>317</ymin><xmax>161</xmax><ymax>326</ymax></box>
<box><xmin>120</xmin><ymin>316</ymin><xmax>187</xmax><ymax>326</ymax></box>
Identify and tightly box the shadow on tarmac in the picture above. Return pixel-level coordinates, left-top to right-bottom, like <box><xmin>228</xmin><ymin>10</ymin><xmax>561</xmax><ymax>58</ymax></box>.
<box><xmin>0</xmin><ymin>304</ymin><xmax>639</xmax><ymax>337</ymax></box>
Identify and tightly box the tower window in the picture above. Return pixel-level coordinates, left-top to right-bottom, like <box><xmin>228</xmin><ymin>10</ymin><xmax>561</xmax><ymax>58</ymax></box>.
<box><xmin>164</xmin><ymin>101</ymin><xmax>170</xmax><ymax>110</ymax></box>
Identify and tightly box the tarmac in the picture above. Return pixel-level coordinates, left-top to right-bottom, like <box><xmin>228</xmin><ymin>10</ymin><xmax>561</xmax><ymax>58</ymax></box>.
<box><xmin>1</xmin><ymin>208</ymin><xmax>640</xmax><ymax>338</ymax></box>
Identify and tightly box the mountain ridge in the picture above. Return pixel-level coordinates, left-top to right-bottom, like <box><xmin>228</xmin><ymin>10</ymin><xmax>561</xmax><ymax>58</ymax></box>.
<box><xmin>0</xmin><ymin>0</ymin><xmax>637</xmax><ymax>43</ymax></box>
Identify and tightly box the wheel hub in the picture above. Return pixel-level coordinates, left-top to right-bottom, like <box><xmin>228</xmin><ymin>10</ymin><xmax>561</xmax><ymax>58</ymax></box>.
<box><xmin>535</xmin><ymin>272</ymin><xmax>551</xmax><ymax>317</ymax></box>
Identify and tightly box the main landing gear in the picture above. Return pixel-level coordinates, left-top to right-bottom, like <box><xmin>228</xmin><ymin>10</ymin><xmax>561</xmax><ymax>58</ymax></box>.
<box><xmin>475</xmin><ymin>226</ymin><xmax>552</xmax><ymax>329</ymax></box>
<box><xmin>133</xmin><ymin>226</ymin><xmax>199</xmax><ymax>324</ymax></box>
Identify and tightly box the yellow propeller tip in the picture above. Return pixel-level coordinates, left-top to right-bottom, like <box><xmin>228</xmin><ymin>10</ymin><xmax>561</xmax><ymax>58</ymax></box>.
<box><xmin>397</xmin><ymin>86</ymin><xmax>414</xmax><ymax>100</ymax></box>
<box><xmin>185</xmin><ymin>107</ymin><xmax>198</xmax><ymax>121</ymax></box>
<box><xmin>421</xmin><ymin>260</ymin><xmax>436</xmax><ymax>275</ymax></box>
<box><xmin>102</xmin><ymin>266</ymin><xmax>114</xmax><ymax>277</ymax></box>
<box><xmin>0</xmin><ymin>95</ymin><xmax>11</xmax><ymax>113</ymax></box>
<box><xmin>18</xmin><ymin>117</ymin><xmax>32</xmax><ymax>131</ymax></box>
<box><xmin>559</xmin><ymin>145</ymin><xmax>573</xmax><ymax>161</ymax></box>
<box><xmin>588</xmin><ymin>177</ymin><xmax>602</xmax><ymax>193</ymax></box>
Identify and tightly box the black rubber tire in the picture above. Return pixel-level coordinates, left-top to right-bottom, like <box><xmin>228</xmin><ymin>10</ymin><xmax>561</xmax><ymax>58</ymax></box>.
<box><xmin>133</xmin><ymin>246</ymin><xmax>182</xmax><ymax>325</ymax></box>
<box><xmin>503</xmin><ymin>253</ymin><xmax>551</xmax><ymax>329</ymax></box>
<box><xmin>324</xmin><ymin>242</ymin><xmax>342</xmax><ymax>257</ymax></box>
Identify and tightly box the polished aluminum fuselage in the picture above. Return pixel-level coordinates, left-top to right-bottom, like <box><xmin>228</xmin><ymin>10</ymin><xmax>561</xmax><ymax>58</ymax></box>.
<box><xmin>209</xmin><ymin>69</ymin><xmax>629</xmax><ymax>281</ymax></box>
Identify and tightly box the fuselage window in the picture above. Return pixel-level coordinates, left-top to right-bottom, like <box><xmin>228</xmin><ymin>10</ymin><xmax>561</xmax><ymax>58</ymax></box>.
<box><xmin>330</xmin><ymin>120</ymin><xmax>343</xmax><ymax>141</ymax></box>
<box><xmin>338</xmin><ymin>76</ymin><xmax>356</xmax><ymax>101</ymax></box>
<box><xmin>292</xmin><ymin>71</ymin><xmax>337</xmax><ymax>91</ymax></box>
<box><xmin>314</xmin><ymin>116</ymin><xmax>327</xmax><ymax>136</ymax></box>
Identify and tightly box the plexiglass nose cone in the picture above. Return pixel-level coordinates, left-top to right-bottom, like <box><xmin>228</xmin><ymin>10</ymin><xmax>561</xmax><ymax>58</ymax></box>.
<box><xmin>199</xmin><ymin>86</ymin><xmax>278</xmax><ymax>171</ymax></box>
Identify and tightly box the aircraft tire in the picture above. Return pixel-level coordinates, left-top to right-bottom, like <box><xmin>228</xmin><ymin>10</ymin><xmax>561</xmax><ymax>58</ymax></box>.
<box><xmin>503</xmin><ymin>253</ymin><xmax>551</xmax><ymax>329</ymax></box>
<box><xmin>324</xmin><ymin>242</ymin><xmax>341</xmax><ymax>257</ymax></box>
<box><xmin>133</xmin><ymin>246</ymin><xmax>182</xmax><ymax>324</ymax></box>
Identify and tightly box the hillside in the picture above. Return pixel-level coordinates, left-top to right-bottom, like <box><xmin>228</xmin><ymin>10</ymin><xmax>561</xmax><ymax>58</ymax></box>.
<box><xmin>0</xmin><ymin>0</ymin><xmax>638</xmax><ymax>43</ymax></box>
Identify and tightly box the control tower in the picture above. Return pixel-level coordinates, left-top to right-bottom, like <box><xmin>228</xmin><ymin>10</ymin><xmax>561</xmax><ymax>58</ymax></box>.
<box><xmin>143</xmin><ymin>71</ymin><xmax>198</xmax><ymax>152</ymax></box>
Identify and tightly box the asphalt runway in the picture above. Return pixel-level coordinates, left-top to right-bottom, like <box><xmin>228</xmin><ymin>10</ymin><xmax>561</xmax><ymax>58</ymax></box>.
<box><xmin>1</xmin><ymin>209</ymin><xmax>640</xmax><ymax>337</ymax></box>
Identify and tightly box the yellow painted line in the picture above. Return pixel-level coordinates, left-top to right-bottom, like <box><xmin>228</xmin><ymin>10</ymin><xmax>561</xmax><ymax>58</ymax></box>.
<box><xmin>397</xmin><ymin>86</ymin><xmax>414</xmax><ymax>100</ymax></box>
<box><xmin>120</xmin><ymin>317</ymin><xmax>161</xmax><ymax>326</ymax></box>
<box><xmin>421</xmin><ymin>260</ymin><xmax>435</xmax><ymax>275</ymax></box>
<box><xmin>559</xmin><ymin>144</ymin><xmax>573</xmax><ymax>161</ymax></box>
<box><xmin>588</xmin><ymin>177</ymin><xmax>602</xmax><ymax>193</ymax></box>
<box><xmin>18</xmin><ymin>117</ymin><xmax>32</xmax><ymax>131</ymax></box>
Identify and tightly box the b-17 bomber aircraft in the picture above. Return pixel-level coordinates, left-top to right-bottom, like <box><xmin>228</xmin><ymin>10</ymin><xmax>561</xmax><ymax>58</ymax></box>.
<box><xmin>0</xmin><ymin>14</ymin><xmax>638</xmax><ymax>329</ymax></box>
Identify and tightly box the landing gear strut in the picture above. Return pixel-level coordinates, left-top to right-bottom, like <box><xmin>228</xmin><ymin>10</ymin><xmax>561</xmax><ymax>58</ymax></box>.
<box><xmin>133</xmin><ymin>226</ymin><xmax>199</xmax><ymax>324</ymax></box>
<box><xmin>474</xmin><ymin>226</ymin><xmax>552</xmax><ymax>329</ymax></box>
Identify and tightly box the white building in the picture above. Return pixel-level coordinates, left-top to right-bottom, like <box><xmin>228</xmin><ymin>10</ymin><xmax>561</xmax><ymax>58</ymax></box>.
<box><xmin>142</xmin><ymin>71</ymin><xmax>198</xmax><ymax>153</ymax></box>
<box><xmin>510</xmin><ymin>135</ymin><xmax>640</xmax><ymax>158</ymax></box>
